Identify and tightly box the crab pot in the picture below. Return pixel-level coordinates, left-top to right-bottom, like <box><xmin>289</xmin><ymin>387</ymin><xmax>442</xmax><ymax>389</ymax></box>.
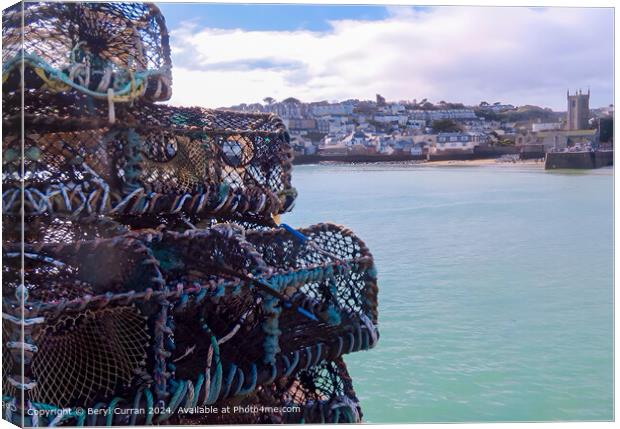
<box><xmin>2</xmin><ymin>96</ymin><xmax>296</xmax><ymax>231</ymax></box>
<box><xmin>3</xmin><ymin>2</ymin><xmax>172</xmax><ymax>102</ymax></box>
<box><xmin>2</xmin><ymin>223</ymin><xmax>377</xmax><ymax>426</ymax></box>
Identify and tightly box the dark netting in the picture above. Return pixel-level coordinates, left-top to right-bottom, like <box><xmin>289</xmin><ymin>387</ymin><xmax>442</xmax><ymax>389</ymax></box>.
<box><xmin>3</xmin><ymin>2</ymin><xmax>172</xmax><ymax>102</ymax></box>
<box><xmin>2</xmin><ymin>223</ymin><xmax>377</xmax><ymax>425</ymax></box>
<box><xmin>280</xmin><ymin>357</ymin><xmax>362</xmax><ymax>423</ymax></box>
<box><xmin>2</xmin><ymin>101</ymin><xmax>296</xmax><ymax>226</ymax></box>
<box><xmin>246</xmin><ymin>223</ymin><xmax>379</xmax><ymax>323</ymax></box>
<box><xmin>173</xmin><ymin>357</ymin><xmax>361</xmax><ymax>425</ymax></box>
<box><xmin>2</xmin><ymin>2</ymin><xmax>377</xmax><ymax>426</ymax></box>
<box><xmin>2</xmin><ymin>321</ymin><xmax>18</xmax><ymax>402</ymax></box>
<box><xmin>29</xmin><ymin>307</ymin><xmax>151</xmax><ymax>409</ymax></box>
<box><xmin>3</xmin><ymin>234</ymin><xmax>162</xmax><ymax>303</ymax></box>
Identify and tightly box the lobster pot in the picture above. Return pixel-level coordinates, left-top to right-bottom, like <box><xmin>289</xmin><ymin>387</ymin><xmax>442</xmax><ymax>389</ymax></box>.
<box><xmin>120</xmin><ymin>103</ymin><xmax>296</xmax><ymax>223</ymax></box>
<box><xmin>159</xmin><ymin>223</ymin><xmax>378</xmax><ymax>413</ymax></box>
<box><xmin>2</xmin><ymin>100</ymin><xmax>296</xmax><ymax>229</ymax></box>
<box><xmin>2</xmin><ymin>235</ymin><xmax>165</xmax><ymax>425</ymax></box>
<box><xmin>1</xmin><ymin>306</ymin><xmax>153</xmax><ymax>427</ymax></box>
<box><xmin>146</xmin><ymin>226</ymin><xmax>270</xmax><ymax>398</ymax></box>
<box><xmin>280</xmin><ymin>357</ymin><xmax>362</xmax><ymax>423</ymax></box>
<box><xmin>246</xmin><ymin>223</ymin><xmax>379</xmax><ymax>323</ymax></box>
<box><xmin>0</xmin><ymin>225</ymin><xmax>269</xmax><ymax>425</ymax></box>
<box><xmin>173</xmin><ymin>357</ymin><xmax>361</xmax><ymax>425</ymax></box>
<box><xmin>2</xmin><ymin>2</ymin><xmax>172</xmax><ymax>102</ymax></box>
<box><xmin>2</xmin><ymin>221</ymin><xmax>377</xmax><ymax>425</ymax></box>
<box><xmin>31</xmin><ymin>308</ymin><xmax>151</xmax><ymax>409</ymax></box>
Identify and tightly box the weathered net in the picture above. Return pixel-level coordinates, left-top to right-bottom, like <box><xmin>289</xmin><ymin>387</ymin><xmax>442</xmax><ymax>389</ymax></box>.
<box><xmin>173</xmin><ymin>357</ymin><xmax>362</xmax><ymax>425</ymax></box>
<box><xmin>2</xmin><ymin>2</ymin><xmax>378</xmax><ymax>427</ymax></box>
<box><xmin>29</xmin><ymin>307</ymin><xmax>151</xmax><ymax>409</ymax></box>
<box><xmin>2</xmin><ymin>223</ymin><xmax>377</xmax><ymax>426</ymax></box>
<box><xmin>3</xmin><ymin>2</ymin><xmax>172</xmax><ymax>102</ymax></box>
<box><xmin>3</xmin><ymin>1</ymin><xmax>295</xmax><ymax>226</ymax></box>
<box><xmin>2</xmin><ymin>97</ymin><xmax>295</xmax><ymax>226</ymax></box>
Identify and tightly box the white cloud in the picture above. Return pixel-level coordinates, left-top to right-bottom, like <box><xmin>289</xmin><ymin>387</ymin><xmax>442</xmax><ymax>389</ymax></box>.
<box><xmin>167</xmin><ymin>6</ymin><xmax>613</xmax><ymax>110</ymax></box>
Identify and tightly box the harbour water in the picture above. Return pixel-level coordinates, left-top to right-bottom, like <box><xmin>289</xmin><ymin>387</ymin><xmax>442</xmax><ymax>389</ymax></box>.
<box><xmin>282</xmin><ymin>163</ymin><xmax>613</xmax><ymax>423</ymax></box>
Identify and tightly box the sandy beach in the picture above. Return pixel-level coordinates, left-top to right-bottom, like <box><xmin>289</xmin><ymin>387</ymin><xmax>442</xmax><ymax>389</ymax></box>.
<box><xmin>422</xmin><ymin>158</ymin><xmax>545</xmax><ymax>167</ymax></box>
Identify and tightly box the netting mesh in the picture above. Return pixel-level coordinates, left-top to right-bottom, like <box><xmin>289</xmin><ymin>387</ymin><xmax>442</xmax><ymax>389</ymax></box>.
<box><xmin>172</xmin><ymin>357</ymin><xmax>361</xmax><ymax>425</ymax></box>
<box><xmin>246</xmin><ymin>223</ymin><xmax>378</xmax><ymax>322</ymax></box>
<box><xmin>2</xmin><ymin>104</ymin><xmax>295</xmax><ymax>225</ymax></box>
<box><xmin>2</xmin><ymin>321</ymin><xmax>18</xmax><ymax>401</ymax></box>
<box><xmin>3</xmin><ymin>233</ymin><xmax>162</xmax><ymax>302</ymax></box>
<box><xmin>2</xmin><ymin>223</ymin><xmax>377</xmax><ymax>424</ymax></box>
<box><xmin>29</xmin><ymin>307</ymin><xmax>150</xmax><ymax>409</ymax></box>
<box><xmin>281</xmin><ymin>358</ymin><xmax>361</xmax><ymax>423</ymax></box>
<box><xmin>3</xmin><ymin>2</ymin><xmax>172</xmax><ymax>102</ymax></box>
<box><xmin>2</xmin><ymin>2</ymin><xmax>377</xmax><ymax>426</ymax></box>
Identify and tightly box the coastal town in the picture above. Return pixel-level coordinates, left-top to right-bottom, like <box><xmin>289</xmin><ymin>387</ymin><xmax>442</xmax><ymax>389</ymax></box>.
<box><xmin>226</xmin><ymin>90</ymin><xmax>614</xmax><ymax>167</ymax></box>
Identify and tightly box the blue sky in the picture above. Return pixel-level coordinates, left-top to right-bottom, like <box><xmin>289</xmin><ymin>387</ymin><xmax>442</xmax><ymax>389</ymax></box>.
<box><xmin>157</xmin><ymin>3</ymin><xmax>393</xmax><ymax>31</ymax></box>
<box><xmin>158</xmin><ymin>4</ymin><xmax>614</xmax><ymax>110</ymax></box>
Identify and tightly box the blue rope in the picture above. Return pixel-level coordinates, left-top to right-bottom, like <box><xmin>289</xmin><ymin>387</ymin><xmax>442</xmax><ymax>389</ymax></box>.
<box><xmin>361</xmin><ymin>328</ymin><xmax>370</xmax><ymax>350</ymax></box>
<box><xmin>231</xmin><ymin>367</ymin><xmax>245</xmax><ymax>397</ymax></box>
<box><xmin>156</xmin><ymin>380</ymin><xmax>187</xmax><ymax>423</ymax></box>
<box><xmin>89</xmin><ymin>403</ymin><xmax>107</xmax><ymax>426</ymax></box>
<box><xmin>312</xmin><ymin>343</ymin><xmax>323</xmax><ymax>366</ymax></box>
<box><xmin>335</xmin><ymin>336</ymin><xmax>344</xmax><ymax>357</ymax></box>
<box><xmin>280</xmin><ymin>223</ymin><xmax>308</xmax><ymax>243</ymax></box>
<box><xmin>332</xmin><ymin>407</ymin><xmax>341</xmax><ymax>423</ymax></box>
<box><xmin>105</xmin><ymin>397</ymin><xmax>123</xmax><ymax>426</ymax></box>
<box><xmin>3</xmin><ymin>53</ymin><xmax>167</xmax><ymax>100</ymax></box>
<box><xmin>221</xmin><ymin>364</ymin><xmax>237</xmax><ymax>400</ymax></box>
<box><xmin>284</xmin><ymin>351</ymin><xmax>300</xmax><ymax>377</ymax></box>
<box><xmin>190</xmin><ymin>374</ymin><xmax>205</xmax><ymax>408</ymax></box>
<box><xmin>143</xmin><ymin>389</ymin><xmax>154</xmax><ymax>425</ymax></box>
<box><xmin>130</xmin><ymin>390</ymin><xmax>144</xmax><ymax>426</ymax></box>
<box><xmin>355</xmin><ymin>322</ymin><xmax>363</xmax><ymax>352</ymax></box>
<box><xmin>206</xmin><ymin>334</ymin><xmax>223</xmax><ymax>404</ymax></box>
<box><xmin>304</xmin><ymin>347</ymin><xmax>313</xmax><ymax>370</ymax></box>
<box><xmin>238</xmin><ymin>364</ymin><xmax>257</xmax><ymax>396</ymax></box>
<box><xmin>347</xmin><ymin>332</ymin><xmax>355</xmax><ymax>354</ymax></box>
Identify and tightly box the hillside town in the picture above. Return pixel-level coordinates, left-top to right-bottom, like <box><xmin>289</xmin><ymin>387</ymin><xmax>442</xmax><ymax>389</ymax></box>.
<box><xmin>226</xmin><ymin>90</ymin><xmax>614</xmax><ymax>163</ymax></box>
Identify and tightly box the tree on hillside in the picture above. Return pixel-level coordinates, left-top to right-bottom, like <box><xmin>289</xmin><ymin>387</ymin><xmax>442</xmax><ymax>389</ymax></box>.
<box><xmin>282</xmin><ymin>97</ymin><xmax>301</xmax><ymax>104</ymax></box>
<box><xmin>263</xmin><ymin>97</ymin><xmax>276</xmax><ymax>105</ymax></box>
<box><xmin>353</xmin><ymin>104</ymin><xmax>376</xmax><ymax>115</ymax></box>
<box><xmin>431</xmin><ymin>119</ymin><xmax>461</xmax><ymax>133</ymax></box>
<box><xmin>305</xmin><ymin>131</ymin><xmax>327</xmax><ymax>143</ymax></box>
<box><xmin>421</xmin><ymin>101</ymin><xmax>435</xmax><ymax>110</ymax></box>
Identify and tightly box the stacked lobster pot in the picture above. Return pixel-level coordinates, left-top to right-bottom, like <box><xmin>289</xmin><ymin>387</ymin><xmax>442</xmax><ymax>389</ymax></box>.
<box><xmin>2</xmin><ymin>2</ymin><xmax>379</xmax><ymax>426</ymax></box>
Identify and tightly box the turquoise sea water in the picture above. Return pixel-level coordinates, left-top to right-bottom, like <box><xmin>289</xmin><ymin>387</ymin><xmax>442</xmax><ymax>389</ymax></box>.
<box><xmin>281</xmin><ymin>163</ymin><xmax>613</xmax><ymax>423</ymax></box>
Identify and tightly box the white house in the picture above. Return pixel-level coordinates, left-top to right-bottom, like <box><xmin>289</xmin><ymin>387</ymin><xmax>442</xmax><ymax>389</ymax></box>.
<box><xmin>531</xmin><ymin>122</ymin><xmax>563</xmax><ymax>132</ymax></box>
<box><xmin>432</xmin><ymin>132</ymin><xmax>485</xmax><ymax>153</ymax></box>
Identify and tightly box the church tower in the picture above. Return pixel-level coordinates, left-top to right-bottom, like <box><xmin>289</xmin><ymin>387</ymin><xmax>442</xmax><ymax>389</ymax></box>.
<box><xmin>566</xmin><ymin>89</ymin><xmax>590</xmax><ymax>130</ymax></box>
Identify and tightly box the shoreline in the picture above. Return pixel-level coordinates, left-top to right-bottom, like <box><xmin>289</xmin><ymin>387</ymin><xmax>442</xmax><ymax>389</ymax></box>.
<box><xmin>293</xmin><ymin>157</ymin><xmax>545</xmax><ymax>167</ymax></box>
<box><xmin>422</xmin><ymin>158</ymin><xmax>544</xmax><ymax>167</ymax></box>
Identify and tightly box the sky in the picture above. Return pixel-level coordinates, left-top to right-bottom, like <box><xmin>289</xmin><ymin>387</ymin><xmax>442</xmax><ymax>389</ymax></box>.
<box><xmin>156</xmin><ymin>3</ymin><xmax>614</xmax><ymax>110</ymax></box>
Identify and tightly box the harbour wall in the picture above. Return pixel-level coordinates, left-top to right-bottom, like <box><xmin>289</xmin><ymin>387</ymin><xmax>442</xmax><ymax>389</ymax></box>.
<box><xmin>293</xmin><ymin>154</ymin><xmax>426</xmax><ymax>164</ymax></box>
<box><xmin>544</xmin><ymin>151</ymin><xmax>614</xmax><ymax>170</ymax></box>
<box><xmin>520</xmin><ymin>151</ymin><xmax>546</xmax><ymax>160</ymax></box>
<box><xmin>427</xmin><ymin>153</ymin><xmax>479</xmax><ymax>161</ymax></box>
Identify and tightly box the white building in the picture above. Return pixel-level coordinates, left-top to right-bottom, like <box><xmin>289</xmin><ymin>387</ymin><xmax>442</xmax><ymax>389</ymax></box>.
<box><xmin>374</xmin><ymin>114</ymin><xmax>409</xmax><ymax>126</ymax></box>
<box><xmin>409</xmin><ymin>109</ymin><xmax>477</xmax><ymax>121</ymax></box>
<box><xmin>390</xmin><ymin>103</ymin><xmax>406</xmax><ymax>114</ymax></box>
<box><xmin>531</xmin><ymin>122</ymin><xmax>562</xmax><ymax>132</ymax></box>
<box><xmin>432</xmin><ymin>132</ymin><xmax>486</xmax><ymax>153</ymax></box>
<box><xmin>407</xmin><ymin>119</ymin><xmax>426</xmax><ymax>129</ymax></box>
<box><xmin>309</xmin><ymin>103</ymin><xmax>354</xmax><ymax>116</ymax></box>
